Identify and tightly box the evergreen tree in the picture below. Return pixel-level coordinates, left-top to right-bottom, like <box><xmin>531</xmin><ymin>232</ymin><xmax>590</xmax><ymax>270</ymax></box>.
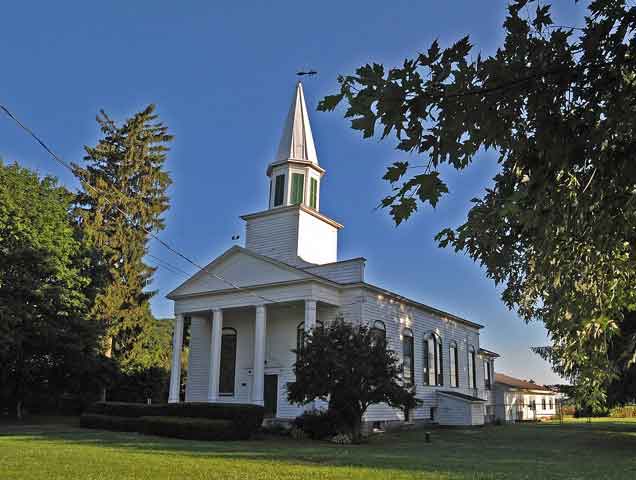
<box><xmin>73</xmin><ymin>105</ymin><xmax>173</xmax><ymax>370</ymax></box>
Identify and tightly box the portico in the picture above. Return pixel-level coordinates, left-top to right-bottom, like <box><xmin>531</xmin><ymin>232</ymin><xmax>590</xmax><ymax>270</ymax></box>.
<box><xmin>168</xmin><ymin>297</ymin><xmax>326</xmax><ymax>410</ymax></box>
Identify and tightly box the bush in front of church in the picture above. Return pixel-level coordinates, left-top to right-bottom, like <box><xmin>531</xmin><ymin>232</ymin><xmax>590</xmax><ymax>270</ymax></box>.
<box><xmin>288</xmin><ymin>319</ymin><xmax>420</xmax><ymax>443</ymax></box>
<box><xmin>293</xmin><ymin>408</ymin><xmax>346</xmax><ymax>440</ymax></box>
<box><xmin>80</xmin><ymin>401</ymin><xmax>264</xmax><ymax>440</ymax></box>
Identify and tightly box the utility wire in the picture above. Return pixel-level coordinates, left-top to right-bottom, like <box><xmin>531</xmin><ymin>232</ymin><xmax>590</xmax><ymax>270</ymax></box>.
<box><xmin>0</xmin><ymin>104</ymin><xmax>306</xmax><ymax>310</ymax></box>
<box><xmin>0</xmin><ymin>104</ymin><xmax>314</xmax><ymax>310</ymax></box>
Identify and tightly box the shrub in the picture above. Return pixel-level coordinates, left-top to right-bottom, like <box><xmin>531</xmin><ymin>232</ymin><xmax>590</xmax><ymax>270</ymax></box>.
<box><xmin>80</xmin><ymin>414</ymin><xmax>143</xmax><ymax>432</ymax></box>
<box><xmin>139</xmin><ymin>417</ymin><xmax>237</xmax><ymax>440</ymax></box>
<box><xmin>82</xmin><ymin>401</ymin><xmax>265</xmax><ymax>440</ymax></box>
<box><xmin>560</xmin><ymin>405</ymin><xmax>576</xmax><ymax>416</ymax></box>
<box><xmin>574</xmin><ymin>406</ymin><xmax>609</xmax><ymax>418</ymax></box>
<box><xmin>293</xmin><ymin>409</ymin><xmax>346</xmax><ymax>440</ymax></box>
<box><xmin>609</xmin><ymin>405</ymin><xmax>636</xmax><ymax>418</ymax></box>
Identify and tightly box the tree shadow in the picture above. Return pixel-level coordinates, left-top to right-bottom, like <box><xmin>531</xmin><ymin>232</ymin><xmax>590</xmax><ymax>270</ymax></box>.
<box><xmin>3</xmin><ymin>418</ymin><xmax>636</xmax><ymax>478</ymax></box>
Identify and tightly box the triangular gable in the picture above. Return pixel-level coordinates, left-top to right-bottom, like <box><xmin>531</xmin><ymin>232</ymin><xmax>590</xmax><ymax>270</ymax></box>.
<box><xmin>167</xmin><ymin>246</ymin><xmax>310</xmax><ymax>299</ymax></box>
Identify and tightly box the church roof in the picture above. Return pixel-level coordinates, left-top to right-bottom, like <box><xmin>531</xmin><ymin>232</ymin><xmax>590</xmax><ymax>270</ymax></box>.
<box><xmin>272</xmin><ymin>81</ymin><xmax>318</xmax><ymax>167</ymax></box>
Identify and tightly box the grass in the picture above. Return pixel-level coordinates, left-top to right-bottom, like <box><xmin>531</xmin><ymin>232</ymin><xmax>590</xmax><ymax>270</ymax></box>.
<box><xmin>1</xmin><ymin>416</ymin><xmax>635</xmax><ymax>479</ymax></box>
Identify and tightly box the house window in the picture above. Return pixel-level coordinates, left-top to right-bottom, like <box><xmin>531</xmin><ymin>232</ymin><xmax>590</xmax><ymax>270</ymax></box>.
<box><xmin>274</xmin><ymin>174</ymin><xmax>285</xmax><ymax>206</ymax></box>
<box><xmin>296</xmin><ymin>320</ymin><xmax>323</xmax><ymax>360</ymax></box>
<box><xmin>309</xmin><ymin>177</ymin><xmax>318</xmax><ymax>209</ymax></box>
<box><xmin>484</xmin><ymin>360</ymin><xmax>492</xmax><ymax>390</ymax></box>
<box><xmin>468</xmin><ymin>346</ymin><xmax>476</xmax><ymax>389</ymax></box>
<box><xmin>549</xmin><ymin>398</ymin><xmax>554</xmax><ymax>410</ymax></box>
<box><xmin>291</xmin><ymin>173</ymin><xmax>304</xmax><ymax>205</ymax></box>
<box><xmin>370</xmin><ymin>320</ymin><xmax>386</xmax><ymax>347</ymax></box>
<box><xmin>219</xmin><ymin>327</ymin><xmax>237</xmax><ymax>395</ymax></box>
<box><xmin>542</xmin><ymin>397</ymin><xmax>547</xmax><ymax>410</ymax></box>
<box><xmin>449</xmin><ymin>342</ymin><xmax>459</xmax><ymax>388</ymax></box>
<box><xmin>424</xmin><ymin>333</ymin><xmax>443</xmax><ymax>386</ymax></box>
<box><xmin>402</xmin><ymin>329</ymin><xmax>414</xmax><ymax>386</ymax></box>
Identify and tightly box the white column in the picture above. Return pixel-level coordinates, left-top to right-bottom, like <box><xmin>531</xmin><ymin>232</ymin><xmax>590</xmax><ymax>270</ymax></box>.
<box><xmin>304</xmin><ymin>299</ymin><xmax>317</xmax><ymax>334</ymax></box>
<box><xmin>303</xmin><ymin>300</ymin><xmax>318</xmax><ymax>411</ymax></box>
<box><xmin>252</xmin><ymin>305</ymin><xmax>267</xmax><ymax>406</ymax></box>
<box><xmin>168</xmin><ymin>314</ymin><xmax>185</xmax><ymax>403</ymax></box>
<box><xmin>207</xmin><ymin>308</ymin><xmax>223</xmax><ymax>402</ymax></box>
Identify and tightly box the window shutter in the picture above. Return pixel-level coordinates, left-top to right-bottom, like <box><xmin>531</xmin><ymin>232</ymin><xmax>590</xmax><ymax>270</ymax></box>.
<box><xmin>291</xmin><ymin>173</ymin><xmax>304</xmax><ymax>205</ymax></box>
<box><xmin>309</xmin><ymin>177</ymin><xmax>318</xmax><ymax>209</ymax></box>
<box><xmin>274</xmin><ymin>174</ymin><xmax>285</xmax><ymax>206</ymax></box>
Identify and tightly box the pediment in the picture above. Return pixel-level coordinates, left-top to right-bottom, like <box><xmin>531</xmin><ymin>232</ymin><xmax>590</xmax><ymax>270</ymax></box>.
<box><xmin>167</xmin><ymin>246</ymin><xmax>310</xmax><ymax>298</ymax></box>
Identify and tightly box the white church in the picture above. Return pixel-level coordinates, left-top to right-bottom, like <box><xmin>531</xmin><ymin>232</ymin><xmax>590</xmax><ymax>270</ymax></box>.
<box><xmin>166</xmin><ymin>82</ymin><xmax>499</xmax><ymax>427</ymax></box>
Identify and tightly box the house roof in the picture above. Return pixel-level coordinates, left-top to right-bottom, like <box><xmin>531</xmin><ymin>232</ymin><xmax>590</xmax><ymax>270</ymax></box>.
<box><xmin>479</xmin><ymin>348</ymin><xmax>500</xmax><ymax>358</ymax></box>
<box><xmin>272</xmin><ymin>81</ymin><xmax>318</xmax><ymax>168</ymax></box>
<box><xmin>495</xmin><ymin>373</ymin><xmax>552</xmax><ymax>392</ymax></box>
<box><xmin>438</xmin><ymin>391</ymin><xmax>486</xmax><ymax>403</ymax></box>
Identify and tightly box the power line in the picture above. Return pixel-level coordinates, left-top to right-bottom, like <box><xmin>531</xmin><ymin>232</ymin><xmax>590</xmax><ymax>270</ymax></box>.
<box><xmin>146</xmin><ymin>253</ymin><xmax>193</xmax><ymax>278</ymax></box>
<box><xmin>0</xmin><ymin>103</ymin><xmax>310</xmax><ymax>310</ymax></box>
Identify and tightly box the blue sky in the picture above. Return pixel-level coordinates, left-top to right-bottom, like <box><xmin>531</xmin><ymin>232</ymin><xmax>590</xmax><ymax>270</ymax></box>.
<box><xmin>0</xmin><ymin>1</ymin><xmax>587</xmax><ymax>384</ymax></box>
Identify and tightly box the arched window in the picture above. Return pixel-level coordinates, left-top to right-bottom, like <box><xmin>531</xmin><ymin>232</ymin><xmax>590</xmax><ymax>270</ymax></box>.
<box><xmin>449</xmin><ymin>341</ymin><xmax>459</xmax><ymax>388</ymax></box>
<box><xmin>296</xmin><ymin>322</ymin><xmax>305</xmax><ymax>357</ymax></box>
<box><xmin>468</xmin><ymin>345</ymin><xmax>476</xmax><ymax>389</ymax></box>
<box><xmin>549</xmin><ymin>398</ymin><xmax>554</xmax><ymax>410</ymax></box>
<box><xmin>542</xmin><ymin>397</ymin><xmax>547</xmax><ymax>410</ymax></box>
<box><xmin>296</xmin><ymin>320</ymin><xmax>323</xmax><ymax>358</ymax></box>
<box><xmin>402</xmin><ymin>328</ymin><xmax>414</xmax><ymax>386</ymax></box>
<box><xmin>423</xmin><ymin>333</ymin><xmax>443</xmax><ymax>386</ymax></box>
<box><xmin>219</xmin><ymin>327</ymin><xmax>237</xmax><ymax>396</ymax></box>
<box><xmin>484</xmin><ymin>360</ymin><xmax>492</xmax><ymax>390</ymax></box>
<box><xmin>370</xmin><ymin>320</ymin><xmax>386</xmax><ymax>346</ymax></box>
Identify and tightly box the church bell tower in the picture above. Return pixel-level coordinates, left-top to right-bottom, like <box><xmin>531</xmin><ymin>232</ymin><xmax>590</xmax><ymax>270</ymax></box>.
<box><xmin>266</xmin><ymin>81</ymin><xmax>324</xmax><ymax>211</ymax></box>
<box><xmin>241</xmin><ymin>82</ymin><xmax>342</xmax><ymax>267</ymax></box>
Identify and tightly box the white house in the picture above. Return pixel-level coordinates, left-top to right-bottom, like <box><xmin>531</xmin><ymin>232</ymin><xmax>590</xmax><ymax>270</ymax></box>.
<box><xmin>166</xmin><ymin>82</ymin><xmax>500</xmax><ymax>427</ymax></box>
<box><xmin>494</xmin><ymin>373</ymin><xmax>558</xmax><ymax>422</ymax></box>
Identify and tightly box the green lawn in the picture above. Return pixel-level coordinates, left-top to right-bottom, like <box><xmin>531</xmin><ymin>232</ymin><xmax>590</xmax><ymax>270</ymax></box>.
<box><xmin>1</xmin><ymin>417</ymin><xmax>635</xmax><ymax>479</ymax></box>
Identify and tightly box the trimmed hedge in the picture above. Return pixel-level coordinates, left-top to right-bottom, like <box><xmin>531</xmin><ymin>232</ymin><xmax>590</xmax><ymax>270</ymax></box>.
<box><xmin>80</xmin><ymin>414</ymin><xmax>237</xmax><ymax>440</ymax></box>
<box><xmin>139</xmin><ymin>417</ymin><xmax>236</xmax><ymax>441</ymax></box>
<box><xmin>81</xmin><ymin>401</ymin><xmax>264</xmax><ymax>440</ymax></box>
<box><xmin>80</xmin><ymin>414</ymin><xmax>143</xmax><ymax>433</ymax></box>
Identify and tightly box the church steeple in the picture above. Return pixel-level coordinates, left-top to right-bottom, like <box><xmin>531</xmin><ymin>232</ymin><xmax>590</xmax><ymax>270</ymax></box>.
<box><xmin>267</xmin><ymin>82</ymin><xmax>325</xmax><ymax>211</ymax></box>
<box><xmin>275</xmin><ymin>81</ymin><xmax>318</xmax><ymax>165</ymax></box>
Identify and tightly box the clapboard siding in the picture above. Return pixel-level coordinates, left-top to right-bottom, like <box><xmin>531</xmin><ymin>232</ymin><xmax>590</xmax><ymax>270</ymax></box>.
<box><xmin>304</xmin><ymin>259</ymin><xmax>365</xmax><ymax>284</ymax></box>
<box><xmin>436</xmin><ymin>394</ymin><xmax>485</xmax><ymax>426</ymax></box>
<box><xmin>180</xmin><ymin>279</ymin><xmax>495</xmax><ymax>427</ymax></box>
<box><xmin>245</xmin><ymin>209</ymin><xmax>302</xmax><ymax>266</ymax></box>
<box><xmin>359</xmin><ymin>289</ymin><xmax>490</xmax><ymax>422</ymax></box>
<box><xmin>185</xmin><ymin>315</ymin><xmax>211</xmax><ymax>402</ymax></box>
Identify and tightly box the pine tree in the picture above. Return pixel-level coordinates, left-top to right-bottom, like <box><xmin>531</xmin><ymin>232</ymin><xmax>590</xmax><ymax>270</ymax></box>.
<box><xmin>73</xmin><ymin>105</ymin><xmax>173</xmax><ymax>370</ymax></box>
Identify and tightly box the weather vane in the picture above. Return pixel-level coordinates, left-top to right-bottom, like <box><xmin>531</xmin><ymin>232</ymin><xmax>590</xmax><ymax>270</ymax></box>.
<box><xmin>296</xmin><ymin>70</ymin><xmax>317</xmax><ymax>77</ymax></box>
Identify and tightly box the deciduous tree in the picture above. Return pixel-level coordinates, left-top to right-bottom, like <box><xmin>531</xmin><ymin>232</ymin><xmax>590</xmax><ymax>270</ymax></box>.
<box><xmin>319</xmin><ymin>0</ymin><xmax>636</xmax><ymax>410</ymax></box>
<box><xmin>287</xmin><ymin>320</ymin><xmax>419</xmax><ymax>442</ymax></box>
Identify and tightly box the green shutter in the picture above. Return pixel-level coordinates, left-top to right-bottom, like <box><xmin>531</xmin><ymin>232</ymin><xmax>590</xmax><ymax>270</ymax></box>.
<box><xmin>291</xmin><ymin>173</ymin><xmax>304</xmax><ymax>205</ymax></box>
<box><xmin>274</xmin><ymin>174</ymin><xmax>285</xmax><ymax>206</ymax></box>
<box><xmin>309</xmin><ymin>177</ymin><xmax>318</xmax><ymax>209</ymax></box>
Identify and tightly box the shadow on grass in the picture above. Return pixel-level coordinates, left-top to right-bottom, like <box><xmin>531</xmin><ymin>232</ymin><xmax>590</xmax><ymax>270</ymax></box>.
<box><xmin>2</xmin><ymin>417</ymin><xmax>636</xmax><ymax>478</ymax></box>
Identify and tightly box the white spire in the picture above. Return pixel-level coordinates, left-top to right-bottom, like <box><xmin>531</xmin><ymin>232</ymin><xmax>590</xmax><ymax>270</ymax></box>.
<box><xmin>274</xmin><ymin>81</ymin><xmax>318</xmax><ymax>165</ymax></box>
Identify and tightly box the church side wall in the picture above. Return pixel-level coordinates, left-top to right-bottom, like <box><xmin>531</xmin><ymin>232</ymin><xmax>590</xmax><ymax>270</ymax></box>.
<box><xmin>360</xmin><ymin>289</ymin><xmax>488</xmax><ymax>424</ymax></box>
